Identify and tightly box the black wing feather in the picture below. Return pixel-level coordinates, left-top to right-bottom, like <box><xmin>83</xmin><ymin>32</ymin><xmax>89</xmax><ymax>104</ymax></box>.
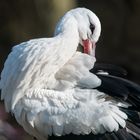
<box><xmin>96</xmin><ymin>74</ymin><xmax>140</xmax><ymax>95</ymax></box>
<box><xmin>96</xmin><ymin>74</ymin><xmax>129</xmax><ymax>99</ymax></box>
<box><xmin>49</xmin><ymin>129</ymin><xmax>135</xmax><ymax>140</ymax></box>
<box><xmin>121</xmin><ymin>109</ymin><xmax>140</xmax><ymax>125</ymax></box>
<box><xmin>90</xmin><ymin>63</ymin><xmax>127</xmax><ymax>77</ymax></box>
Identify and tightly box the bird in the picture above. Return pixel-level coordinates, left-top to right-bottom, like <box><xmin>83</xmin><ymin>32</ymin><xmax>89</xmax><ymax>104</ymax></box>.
<box><xmin>0</xmin><ymin>7</ymin><xmax>140</xmax><ymax>140</ymax></box>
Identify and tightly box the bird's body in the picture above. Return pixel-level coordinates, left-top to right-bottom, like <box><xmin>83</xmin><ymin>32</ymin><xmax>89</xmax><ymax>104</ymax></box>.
<box><xmin>0</xmin><ymin>8</ymin><xmax>140</xmax><ymax>140</ymax></box>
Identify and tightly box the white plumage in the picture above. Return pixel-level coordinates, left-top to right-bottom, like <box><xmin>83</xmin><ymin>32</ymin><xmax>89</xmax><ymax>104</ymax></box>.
<box><xmin>0</xmin><ymin>8</ymin><xmax>137</xmax><ymax>140</ymax></box>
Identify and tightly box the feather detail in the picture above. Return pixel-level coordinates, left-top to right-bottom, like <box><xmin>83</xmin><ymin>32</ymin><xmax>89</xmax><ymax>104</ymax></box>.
<box><xmin>91</xmin><ymin>63</ymin><xmax>140</xmax><ymax>139</ymax></box>
<box><xmin>13</xmin><ymin>88</ymin><xmax>127</xmax><ymax>137</ymax></box>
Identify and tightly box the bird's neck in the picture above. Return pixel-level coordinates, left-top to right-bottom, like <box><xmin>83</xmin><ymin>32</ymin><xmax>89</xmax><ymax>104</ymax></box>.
<box><xmin>37</xmin><ymin>16</ymin><xmax>79</xmax><ymax>89</ymax></box>
<box><xmin>54</xmin><ymin>14</ymin><xmax>79</xmax><ymax>47</ymax></box>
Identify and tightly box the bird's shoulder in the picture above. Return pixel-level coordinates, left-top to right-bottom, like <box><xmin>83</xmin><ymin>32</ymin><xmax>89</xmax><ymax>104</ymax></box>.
<box><xmin>12</xmin><ymin>37</ymin><xmax>59</xmax><ymax>52</ymax></box>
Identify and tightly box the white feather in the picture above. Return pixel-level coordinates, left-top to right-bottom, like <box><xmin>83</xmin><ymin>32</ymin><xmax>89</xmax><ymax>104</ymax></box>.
<box><xmin>110</xmin><ymin>111</ymin><xmax>126</xmax><ymax>128</ymax></box>
<box><xmin>12</xmin><ymin>88</ymin><xmax>127</xmax><ymax>137</ymax></box>
<box><xmin>0</xmin><ymin>8</ymin><xmax>128</xmax><ymax>140</ymax></box>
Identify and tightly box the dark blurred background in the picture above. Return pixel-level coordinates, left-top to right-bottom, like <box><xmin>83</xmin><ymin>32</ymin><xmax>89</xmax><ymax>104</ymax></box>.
<box><xmin>0</xmin><ymin>0</ymin><xmax>140</xmax><ymax>139</ymax></box>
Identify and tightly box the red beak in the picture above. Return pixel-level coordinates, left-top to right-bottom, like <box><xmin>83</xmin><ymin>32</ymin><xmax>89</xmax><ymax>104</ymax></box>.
<box><xmin>82</xmin><ymin>39</ymin><xmax>96</xmax><ymax>56</ymax></box>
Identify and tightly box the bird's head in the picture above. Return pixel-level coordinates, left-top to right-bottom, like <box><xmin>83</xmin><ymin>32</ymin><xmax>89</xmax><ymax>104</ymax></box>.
<box><xmin>71</xmin><ymin>8</ymin><xmax>101</xmax><ymax>56</ymax></box>
<box><xmin>54</xmin><ymin>8</ymin><xmax>101</xmax><ymax>56</ymax></box>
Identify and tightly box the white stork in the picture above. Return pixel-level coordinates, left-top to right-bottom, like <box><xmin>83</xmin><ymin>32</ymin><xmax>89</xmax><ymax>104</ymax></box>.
<box><xmin>0</xmin><ymin>8</ymin><xmax>140</xmax><ymax>140</ymax></box>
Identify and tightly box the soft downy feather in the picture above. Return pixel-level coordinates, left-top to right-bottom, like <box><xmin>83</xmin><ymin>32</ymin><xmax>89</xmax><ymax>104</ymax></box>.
<box><xmin>13</xmin><ymin>88</ymin><xmax>128</xmax><ymax>140</ymax></box>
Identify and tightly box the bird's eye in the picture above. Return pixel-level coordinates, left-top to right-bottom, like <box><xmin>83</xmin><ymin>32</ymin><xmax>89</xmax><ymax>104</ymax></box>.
<box><xmin>90</xmin><ymin>24</ymin><xmax>95</xmax><ymax>34</ymax></box>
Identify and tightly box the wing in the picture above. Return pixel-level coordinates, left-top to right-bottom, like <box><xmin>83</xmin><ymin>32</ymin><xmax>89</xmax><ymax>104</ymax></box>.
<box><xmin>0</xmin><ymin>37</ymin><xmax>63</xmax><ymax>112</ymax></box>
<box><xmin>13</xmin><ymin>88</ymin><xmax>128</xmax><ymax>140</ymax></box>
<box><xmin>49</xmin><ymin>63</ymin><xmax>140</xmax><ymax>140</ymax></box>
<box><xmin>90</xmin><ymin>63</ymin><xmax>140</xmax><ymax>140</ymax></box>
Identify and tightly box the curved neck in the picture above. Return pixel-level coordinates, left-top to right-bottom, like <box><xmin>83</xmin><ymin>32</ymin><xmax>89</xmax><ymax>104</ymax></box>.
<box><xmin>54</xmin><ymin>13</ymin><xmax>79</xmax><ymax>45</ymax></box>
<box><xmin>44</xmin><ymin>15</ymin><xmax>80</xmax><ymax>89</ymax></box>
